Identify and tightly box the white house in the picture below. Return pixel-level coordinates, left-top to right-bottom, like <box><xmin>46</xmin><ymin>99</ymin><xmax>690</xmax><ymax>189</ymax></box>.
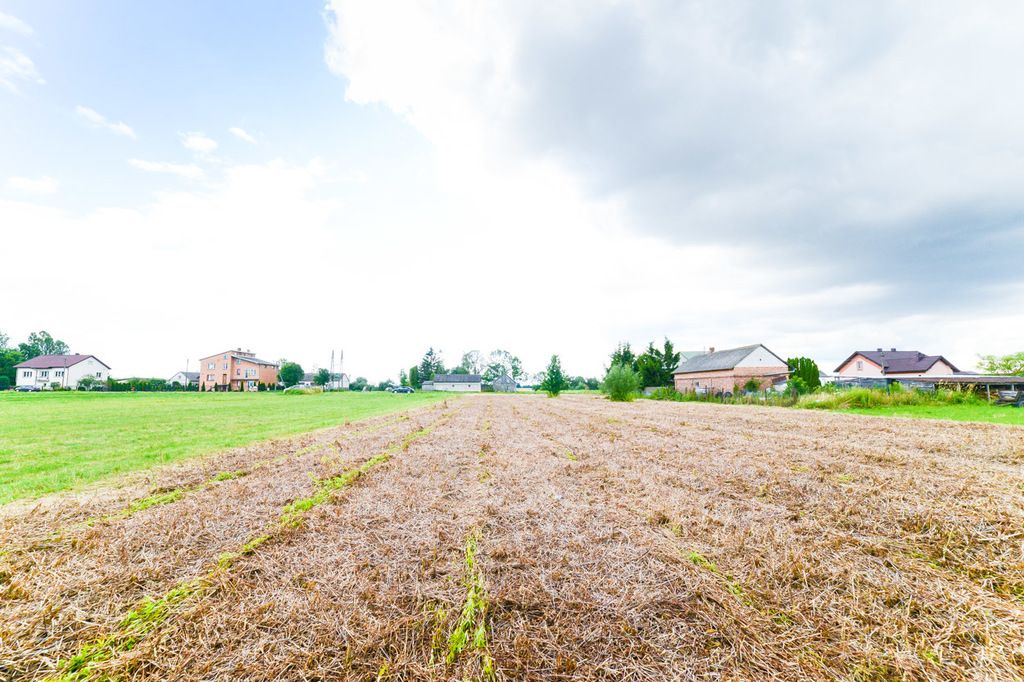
<box><xmin>16</xmin><ymin>354</ymin><xmax>111</xmax><ymax>389</ymax></box>
<box><xmin>168</xmin><ymin>371</ymin><xmax>199</xmax><ymax>387</ymax></box>
<box><xmin>425</xmin><ymin>374</ymin><xmax>482</xmax><ymax>392</ymax></box>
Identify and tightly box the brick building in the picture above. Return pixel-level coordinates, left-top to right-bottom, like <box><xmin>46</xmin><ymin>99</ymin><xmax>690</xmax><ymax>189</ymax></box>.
<box><xmin>198</xmin><ymin>348</ymin><xmax>279</xmax><ymax>391</ymax></box>
<box><xmin>673</xmin><ymin>344</ymin><xmax>789</xmax><ymax>395</ymax></box>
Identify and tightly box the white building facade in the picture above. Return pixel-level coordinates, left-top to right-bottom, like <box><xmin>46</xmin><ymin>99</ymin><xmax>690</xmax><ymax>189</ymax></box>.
<box><xmin>426</xmin><ymin>374</ymin><xmax>482</xmax><ymax>392</ymax></box>
<box><xmin>16</xmin><ymin>354</ymin><xmax>111</xmax><ymax>389</ymax></box>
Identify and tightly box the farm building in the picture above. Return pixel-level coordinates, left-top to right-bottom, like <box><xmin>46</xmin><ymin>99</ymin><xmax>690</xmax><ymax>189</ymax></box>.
<box><xmin>834</xmin><ymin>349</ymin><xmax>959</xmax><ymax>378</ymax></box>
<box><xmin>299</xmin><ymin>372</ymin><xmax>350</xmax><ymax>390</ymax></box>
<box><xmin>168</xmin><ymin>371</ymin><xmax>199</xmax><ymax>388</ymax></box>
<box><xmin>15</xmin><ymin>354</ymin><xmax>110</xmax><ymax>390</ymax></box>
<box><xmin>491</xmin><ymin>374</ymin><xmax>516</xmax><ymax>392</ymax></box>
<box><xmin>198</xmin><ymin>348</ymin><xmax>279</xmax><ymax>391</ymax></box>
<box><xmin>425</xmin><ymin>374</ymin><xmax>482</xmax><ymax>392</ymax></box>
<box><xmin>673</xmin><ymin>344</ymin><xmax>789</xmax><ymax>395</ymax></box>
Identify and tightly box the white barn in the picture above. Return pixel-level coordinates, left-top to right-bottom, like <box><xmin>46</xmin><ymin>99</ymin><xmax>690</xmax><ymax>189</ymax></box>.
<box><xmin>16</xmin><ymin>354</ymin><xmax>111</xmax><ymax>389</ymax></box>
<box><xmin>427</xmin><ymin>374</ymin><xmax>482</xmax><ymax>392</ymax></box>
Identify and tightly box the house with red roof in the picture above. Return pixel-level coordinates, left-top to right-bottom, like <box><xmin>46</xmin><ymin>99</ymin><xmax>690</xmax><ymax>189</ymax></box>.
<box><xmin>834</xmin><ymin>349</ymin><xmax>959</xmax><ymax>378</ymax></box>
<box><xmin>15</xmin><ymin>354</ymin><xmax>111</xmax><ymax>389</ymax></box>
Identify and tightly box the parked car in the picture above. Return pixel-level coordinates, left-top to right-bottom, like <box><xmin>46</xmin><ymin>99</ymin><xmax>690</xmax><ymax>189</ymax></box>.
<box><xmin>15</xmin><ymin>385</ymin><xmax>40</xmax><ymax>392</ymax></box>
<box><xmin>392</xmin><ymin>386</ymin><xmax>415</xmax><ymax>394</ymax></box>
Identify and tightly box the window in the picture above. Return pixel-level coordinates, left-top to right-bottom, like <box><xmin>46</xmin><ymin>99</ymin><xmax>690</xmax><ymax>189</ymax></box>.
<box><xmin>208</xmin><ymin>362</ymin><xmax>215</xmax><ymax>370</ymax></box>
<box><xmin>95</xmin><ymin>372</ymin><xmax>102</xmax><ymax>378</ymax></box>
<box><xmin>22</xmin><ymin>370</ymin><xmax>31</xmax><ymax>377</ymax></box>
<box><xmin>223</xmin><ymin>363</ymin><xmax>228</xmax><ymax>370</ymax></box>
<box><xmin>39</xmin><ymin>370</ymin><xmax>48</xmax><ymax>378</ymax></box>
<box><xmin>55</xmin><ymin>370</ymin><xmax>64</xmax><ymax>377</ymax></box>
<box><xmin>856</xmin><ymin>360</ymin><xmax>863</xmax><ymax>371</ymax></box>
<box><xmin>236</xmin><ymin>368</ymin><xmax>241</xmax><ymax>376</ymax></box>
<box><xmin>207</xmin><ymin>374</ymin><xmax>214</xmax><ymax>381</ymax></box>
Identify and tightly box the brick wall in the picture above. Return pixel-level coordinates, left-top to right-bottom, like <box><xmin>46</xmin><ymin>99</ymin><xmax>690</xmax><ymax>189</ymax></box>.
<box><xmin>674</xmin><ymin>366</ymin><xmax>788</xmax><ymax>394</ymax></box>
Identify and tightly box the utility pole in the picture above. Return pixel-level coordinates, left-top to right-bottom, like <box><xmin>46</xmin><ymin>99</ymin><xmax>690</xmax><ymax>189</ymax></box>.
<box><xmin>329</xmin><ymin>350</ymin><xmax>335</xmax><ymax>391</ymax></box>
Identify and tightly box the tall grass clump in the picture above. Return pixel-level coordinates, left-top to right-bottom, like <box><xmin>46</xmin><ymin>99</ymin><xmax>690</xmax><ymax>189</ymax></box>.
<box><xmin>798</xmin><ymin>386</ymin><xmax>984</xmax><ymax>410</ymax></box>
<box><xmin>603</xmin><ymin>363</ymin><xmax>642</xmax><ymax>402</ymax></box>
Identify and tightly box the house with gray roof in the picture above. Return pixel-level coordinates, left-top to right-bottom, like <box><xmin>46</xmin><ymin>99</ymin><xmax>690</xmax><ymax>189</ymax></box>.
<box><xmin>672</xmin><ymin>344</ymin><xmax>789</xmax><ymax>395</ymax></box>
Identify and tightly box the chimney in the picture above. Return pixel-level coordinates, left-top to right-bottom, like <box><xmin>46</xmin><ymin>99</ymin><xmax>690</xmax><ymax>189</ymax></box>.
<box><xmin>708</xmin><ymin>346</ymin><xmax>715</xmax><ymax>353</ymax></box>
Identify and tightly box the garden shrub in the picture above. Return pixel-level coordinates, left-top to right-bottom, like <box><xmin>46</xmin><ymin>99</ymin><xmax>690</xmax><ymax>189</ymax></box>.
<box><xmin>604</xmin><ymin>363</ymin><xmax>641</xmax><ymax>402</ymax></box>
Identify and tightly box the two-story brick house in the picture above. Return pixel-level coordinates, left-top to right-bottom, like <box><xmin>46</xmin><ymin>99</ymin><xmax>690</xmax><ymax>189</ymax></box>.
<box><xmin>198</xmin><ymin>348</ymin><xmax>279</xmax><ymax>391</ymax></box>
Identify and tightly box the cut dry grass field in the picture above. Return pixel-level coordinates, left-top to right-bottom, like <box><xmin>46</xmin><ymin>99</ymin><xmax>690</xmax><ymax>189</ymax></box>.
<box><xmin>2</xmin><ymin>395</ymin><xmax>1022</xmax><ymax>680</ymax></box>
<box><xmin>0</xmin><ymin>391</ymin><xmax>447</xmax><ymax>504</ymax></box>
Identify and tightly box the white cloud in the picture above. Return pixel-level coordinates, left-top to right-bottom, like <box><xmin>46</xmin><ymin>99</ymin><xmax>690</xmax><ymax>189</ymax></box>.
<box><xmin>322</xmin><ymin>1</ymin><xmax>1024</xmax><ymax>373</ymax></box>
<box><xmin>180</xmin><ymin>131</ymin><xmax>218</xmax><ymax>155</ymax></box>
<box><xmin>228</xmin><ymin>127</ymin><xmax>257</xmax><ymax>144</ymax></box>
<box><xmin>128</xmin><ymin>159</ymin><xmax>204</xmax><ymax>180</ymax></box>
<box><xmin>75</xmin><ymin>105</ymin><xmax>136</xmax><ymax>138</ymax></box>
<box><xmin>0</xmin><ymin>12</ymin><xmax>34</xmax><ymax>36</ymax></box>
<box><xmin>6</xmin><ymin>175</ymin><xmax>58</xmax><ymax>194</ymax></box>
<box><xmin>0</xmin><ymin>46</ymin><xmax>43</xmax><ymax>91</ymax></box>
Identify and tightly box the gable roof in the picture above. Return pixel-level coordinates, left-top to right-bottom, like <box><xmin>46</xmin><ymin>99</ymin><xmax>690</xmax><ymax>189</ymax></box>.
<box><xmin>15</xmin><ymin>354</ymin><xmax>110</xmax><ymax>370</ymax></box>
<box><xmin>835</xmin><ymin>350</ymin><xmax>959</xmax><ymax>374</ymax></box>
<box><xmin>172</xmin><ymin>371</ymin><xmax>200</xmax><ymax>381</ymax></box>
<box><xmin>434</xmin><ymin>374</ymin><xmax>482</xmax><ymax>383</ymax></box>
<box><xmin>230</xmin><ymin>354</ymin><xmax>278</xmax><ymax>367</ymax></box>
<box><xmin>673</xmin><ymin>344</ymin><xmax>787</xmax><ymax>374</ymax></box>
<box><xmin>679</xmin><ymin>351</ymin><xmax>706</xmax><ymax>361</ymax></box>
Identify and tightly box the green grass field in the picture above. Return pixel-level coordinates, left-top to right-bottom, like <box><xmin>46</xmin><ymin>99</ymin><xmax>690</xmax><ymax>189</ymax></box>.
<box><xmin>0</xmin><ymin>391</ymin><xmax>448</xmax><ymax>504</ymax></box>
<box><xmin>841</xmin><ymin>404</ymin><xmax>1024</xmax><ymax>426</ymax></box>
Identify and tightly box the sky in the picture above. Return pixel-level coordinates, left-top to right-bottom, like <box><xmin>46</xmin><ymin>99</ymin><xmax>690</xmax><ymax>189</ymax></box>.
<box><xmin>2</xmin><ymin>1</ymin><xmax>1023</xmax><ymax>381</ymax></box>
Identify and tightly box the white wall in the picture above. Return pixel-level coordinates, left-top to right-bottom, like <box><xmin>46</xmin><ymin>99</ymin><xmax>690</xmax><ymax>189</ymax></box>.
<box><xmin>735</xmin><ymin>346</ymin><xmax>787</xmax><ymax>368</ymax></box>
<box><xmin>431</xmin><ymin>381</ymin><xmax>481</xmax><ymax>392</ymax></box>
<box><xmin>17</xmin><ymin>358</ymin><xmax>109</xmax><ymax>389</ymax></box>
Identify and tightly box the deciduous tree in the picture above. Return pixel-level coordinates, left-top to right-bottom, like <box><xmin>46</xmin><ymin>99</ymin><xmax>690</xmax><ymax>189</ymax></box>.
<box><xmin>977</xmin><ymin>352</ymin><xmax>1024</xmax><ymax>376</ymax></box>
<box><xmin>314</xmin><ymin>368</ymin><xmax>331</xmax><ymax>386</ymax></box>
<box><xmin>786</xmin><ymin>357</ymin><xmax>821</xmax><ymax>391</ymax></box>
<box><xmin>278</xmin><ymin>362</ymin><xmax>304</xmax><ymax>387</ymax></box>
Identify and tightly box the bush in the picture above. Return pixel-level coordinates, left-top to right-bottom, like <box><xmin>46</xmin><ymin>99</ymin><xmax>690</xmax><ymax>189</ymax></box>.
<box><xmin>647</xmin><ymin>386</ymin><xmax>683</xmax><ymax>401</ymax></box>
<box><xmin>604</xmin><ymin>363</ymin><xmax>641</xmax><ymax>402</ymax></box>
<box><xmin>0</xmin><ymin>376</ymin><xmax>10</xmax><ymax>390</ymax></box>
<box><xmin>798</xmin><ymin>386</ymin><xmax>984</xmax><ymax>410</ymax></box>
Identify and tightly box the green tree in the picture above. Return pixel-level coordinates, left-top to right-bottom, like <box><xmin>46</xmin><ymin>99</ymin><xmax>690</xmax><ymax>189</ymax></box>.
<box><xmin>409</xmin><ymin>365</ymin><xmax>421</xmax><ymax>389</ymax></box>
<box><xmin>77</xmin><ymin>375</ymin><xmax>100</xmax><ymax>391</ymax></box>
<box><xmin>399</xmin><ymin>369</ymin><xmax>409</xmax><ymax>387</ymax></box>
<box><xmin>459</xmin><ymin>350</ymin><xmax>484</xmax><ymax>375</ymax></box>
<box><xmin>604</xmin><ymin>363</ymin><xmax>641</xmax><ymax>401</ymax></box>
<box><xmin>977</xmin><ymin>352</ymin><xmax>1024</xmax><ymax>376</ymax></box>
<box><xmin>659</xmin><ymin>338</ymin><xmax>681</xmax><ymax>385</ymax></box>
<box><xmin>19</xmin><ymin>330</ymin><xmax>70</xmax><ymax>359</ymax></box>
<box><xmin>349</xmin><ymin>376</ymin><xmax>369</xmax><ymax>391</ymax></box>
<box><xmin>787</xmin><ymin>357</ymin><xmax>821</xmax><ymax>391</ymax></box>
<box><xmin>278</xmin><ymin>362</ymin><xmax>304</xmax><ymax>387</ymax></box>
<box><xmin>539</xmin><ymin>355</ymin><xmax>567</xmax><ymax>397</ymax></box>
<box><xmin>418</xmin><ymin>348</ymin><xmax>444</xmax><ymax>382</ymax></box>
<box><xmin>482</xmin><ymin>349</ymin><xmax>524</xmax><ymax>382</ymax></box>
<box><xmin>314</xmin><ymin>368</ymin><xmax>331</xmax><ymax>386</ymax></box>
<box><xmin>636</xmin><ymin>342</ymin><xmax>663</xmax><ymax>388</ymax></box>
<box><xmin>378</xmin><ymin>379</ymin><xmax>395</xmax><ymax>391</ymax></box>
<box><xmin>0</xmin><ymin>348</ymin><xmax>22</xmax><ymax>388</ymax></box>
<box><xmin>609</xmin><ymin>342</ymin><xmax>637</xmax><ymax>373</ymax></box>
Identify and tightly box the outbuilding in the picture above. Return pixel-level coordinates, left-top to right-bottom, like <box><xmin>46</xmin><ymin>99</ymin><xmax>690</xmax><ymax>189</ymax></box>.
<box><xmin>672</xmin><ymin>344</ymin><xmax>789</xmax><ymax>395</ymax></box>
<box><xmin>429</xmin><ymin>374</ymin><xmax>483</xmax><ymax>392</ymax></box>
<box><xmin>491</xmin><ymin>374</ymin><xmax>516</xmax><ymax>392</ymax></box>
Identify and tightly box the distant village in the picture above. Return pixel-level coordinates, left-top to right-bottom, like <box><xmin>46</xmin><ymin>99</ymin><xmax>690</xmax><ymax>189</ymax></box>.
<box><xmin>5</xmin><ymin>331</ymin><xmax>1024</xmax><ymax>398</ymax></box>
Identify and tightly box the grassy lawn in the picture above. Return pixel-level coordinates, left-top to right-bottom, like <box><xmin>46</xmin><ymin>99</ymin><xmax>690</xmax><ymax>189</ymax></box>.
<box><xmin>842</xmin><ymin>403</ymin><xmax>1024</xmax><ymax>426</ymax></box>
<box><xmin>0</xmin><ymin>390</ymin><xmax>448</xmax><ymax>504</ymax></box>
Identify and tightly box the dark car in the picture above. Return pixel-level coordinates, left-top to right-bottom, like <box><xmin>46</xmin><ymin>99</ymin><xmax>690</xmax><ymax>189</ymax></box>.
<box><xmin>392</xmin><ymin>386</ymin><xmax>415</xmax><ymax>394</ymax></box>
<box><xmin>14</xmin><ymin>385</ymin><xmax>40</xmax><ymax>392</ymax></box>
